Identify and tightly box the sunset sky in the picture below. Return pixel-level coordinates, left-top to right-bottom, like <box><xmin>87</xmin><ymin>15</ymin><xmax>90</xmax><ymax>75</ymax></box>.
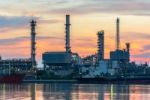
<box><xmin>0</xmin><ymin>0</ymin><xmax>150</xmax><ymax>67</ymax></box>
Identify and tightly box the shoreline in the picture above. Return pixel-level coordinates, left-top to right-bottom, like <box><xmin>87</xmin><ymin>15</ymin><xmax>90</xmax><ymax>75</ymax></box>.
<box><xmin>22</xmin><ymin>78</ymin><xmax>150</xmax><ymax>85</ymax></box>
<box><xmin>23</xmin><ymin>79</ymin><xmax>78</xmax><ymax>83</ymax></box>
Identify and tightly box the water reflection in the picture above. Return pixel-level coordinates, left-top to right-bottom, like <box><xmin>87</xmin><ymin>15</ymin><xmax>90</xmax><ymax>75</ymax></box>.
<box><xmin>31</xmin><ymin>83</ymin><xmax>36</xmax><ymax>100</ymax></box>
<box><xmin>0</xmin><ymin>83</ymin><xmax>150</xmax><ymax>100</ymax></box>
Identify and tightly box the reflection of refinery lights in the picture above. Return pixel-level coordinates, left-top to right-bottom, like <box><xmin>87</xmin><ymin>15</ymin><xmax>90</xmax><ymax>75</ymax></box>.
<box><xmin>3</xmin><ymin>84</ymin><xmax>5</xmax><ymax>100</ymax></box>
<box><xmin>110</xmin><ymin>85</ymin><xmax>114</xmax><ymax>100</ymax></box>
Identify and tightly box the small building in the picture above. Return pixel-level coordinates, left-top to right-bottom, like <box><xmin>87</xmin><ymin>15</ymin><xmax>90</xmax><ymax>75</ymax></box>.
<box><xmin>42</xmin><ymin>52</ymin><xmax>72</xmax><ymax>67</ymax></box>
<box><xmin>42</xmin><ymin>52</ymin><xmax>72</xmax><ymax>69</ymax></box>
<box><xmin>98</xmin><ymin>60</ymin><xmax>119</xmax><ymax>75</ymax></box>
<box><xmin>110</xmin><ymin>50</ymin><xmax>129</xmax><ymax>62</ymax></box>
<box><xmin>42</xmin><ymin>52</ymin><xmax>81</xmax><ymax>76</ymax></box>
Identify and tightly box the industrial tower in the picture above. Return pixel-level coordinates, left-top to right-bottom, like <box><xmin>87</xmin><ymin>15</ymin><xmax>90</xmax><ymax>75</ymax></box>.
<box><xmin>65</xmin><ymin>15</ymin><xmax>71</xmax><ymax>53</ymax></box>
<box><xmin>116</xmin><ymin>18</ymin><xmax>120</xmax><ymax>50</ymax></box>
<box><xmin>110</xmin><ymin>18</ymin><xmax>130</xmax><ymax>63</ymax></box>
<box><xmin>126</xmin><ymin>43</ymin><xmax>130</xmax><ymax>61</ymax></box>
<box><xmin>31</xmin><ymin>20</ymin><xmax>36</xmax><ymax>68</ymax></box>
<box><xmin>97</xmin><ymin>30</ymin><xmax>104</xmax><ymax>60</ymax></box>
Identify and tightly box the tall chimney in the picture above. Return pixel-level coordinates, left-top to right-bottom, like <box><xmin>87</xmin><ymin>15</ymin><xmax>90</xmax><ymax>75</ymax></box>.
<box><xmin>126</xmin><ymin>43</ymin><xmax>130</xmax><ymax>52</ymax></box>
<box><xmin>116</xmin><ymin>17</ymin><xmax>120</xmax><ymax>50</ymax></box>
<box><xmin>65</xmin><ymin>15</ymin><xmax>71</xmax><ymax>53</ymax></box>
<box><xmin>126</xmin><ymin>43</ymin><xmax>130</xmax><ymax>61</ymax></box>
<box><xmin>97</xmin><ymin>30</ymin><xmax>104</xmax><ymax>60</ymax></box>
<box><xmin>31</xmin><ymin>20</ymin><xmax>36</xmax><ymax>68</ymax></box>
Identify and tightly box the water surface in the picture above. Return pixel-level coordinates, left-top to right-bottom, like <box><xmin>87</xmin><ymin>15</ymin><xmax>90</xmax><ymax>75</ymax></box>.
<box><xmin>0</xmin><ymin>83</ymin><xmax>150</xmax><ymax>100</ymax></box>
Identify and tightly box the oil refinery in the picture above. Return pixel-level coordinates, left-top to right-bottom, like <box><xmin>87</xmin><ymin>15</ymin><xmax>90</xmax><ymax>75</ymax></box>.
<box><xmin>0</xmin><ymin>15</ymin><xmax>149</xmax><ymax>82</ymax></box>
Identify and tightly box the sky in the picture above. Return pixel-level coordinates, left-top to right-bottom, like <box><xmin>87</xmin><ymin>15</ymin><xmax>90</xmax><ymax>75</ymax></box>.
<box><xmin>0</xmin><ymin>0</ymin><xmax>150</xmax><ymax>67</ymax></box>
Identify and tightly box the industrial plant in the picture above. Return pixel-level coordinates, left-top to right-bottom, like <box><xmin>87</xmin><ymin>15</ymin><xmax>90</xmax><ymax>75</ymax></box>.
<box><xmin>0</xmin><ymin>14</ymin><xmax>149</xmax><ymax>81</ymax></box>
<box><xmin>39</xmin><ymin>15</ymin><xmax>150</xmax><ymax>79</ymax></box>
<box><xmin>42</xmin><ymin>15</ymin><xmax>81</xmax><ymax>78</ymax></box>
<box><xmin>0</xmin><ymin>20</ymin><xmax>37</xmax><ymax>76</ymax></box>
<box><xmin>80</xmin><ymin>18</ymin><xmax>131</xmax><ymax>78</ymax></box>
<box><xmin>79</xmin><ymin>17</ymin><xmax>149</xmax><ymax>79</ymax></box>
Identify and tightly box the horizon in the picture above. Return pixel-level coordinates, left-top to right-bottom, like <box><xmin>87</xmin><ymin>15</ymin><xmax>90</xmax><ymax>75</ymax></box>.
<box><xmin>0</xmin><ymin>0</ymin><xmax>150</xmax><ymax>67</ymax></box>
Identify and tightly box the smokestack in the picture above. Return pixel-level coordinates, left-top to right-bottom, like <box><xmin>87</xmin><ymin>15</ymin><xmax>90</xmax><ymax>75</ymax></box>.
<box><xmin>65</xmin><ymin>15</ymin><xmax>71</xmax><ymax>53</ymax></box>
<box><xmin>126</xmin><ymin>43</ymin><xmax>130</xmax><ymax>62</ymax></box>
<box><xmin>97</xmin><ymin>30</ymin><xmax>104</xmax><ymax>60</ymax></box>
<box><xmin>30</xmin><ymin>20</ymin><xmax>36</xmax><ymax>68</ymax></box>
<box><xmin>116</xmin><ymin>17</ymin><xmax>120</xmax><ymax>50</ymax></box>
<box><xmin>126</xmin><ymin>43</ymin><xmax>130</xmax><ymax>53</ymax></box>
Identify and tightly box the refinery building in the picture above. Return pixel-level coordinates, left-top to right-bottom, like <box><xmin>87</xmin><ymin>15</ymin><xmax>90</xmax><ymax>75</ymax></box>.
<box><xmin>42</xmin><ymin>15</ymin><xmax>81</xmax><ymax>76</ymax></box>
<box><xmin>81</xmin><ymin>18</ymin><xmax>131</xmax><ymax>77</ymax></box>
<box><xmin>0</xmin><ymin>14</ymin><xmax>134</xmax><ymax>78</ymax></box>
<box><xmin>0</xmin><ymin>20</ymin><xmax>37</xmax><ymax>74</ymax></box>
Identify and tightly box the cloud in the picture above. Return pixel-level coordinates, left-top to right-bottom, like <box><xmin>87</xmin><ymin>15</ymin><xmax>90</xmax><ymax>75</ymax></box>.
<box><xmin>0</xmin><ymin>35</ymin><xmax>148</xmax><ymax>65</ymax></box>
<box><xmin>0</xmin><ymin>15</ymin><xmax>61</xmax><ymax>35</ymax></box>
<box><xmin>0</xmin><ymin>37</ymin><xmax>28</xmax><ymax>45</ymax></box>
<box><xmin>122</xmin><ymin>32</ymin><xmax>150</xmax><ymax>40</ymax></box>
<box><xmin>44</xmin><ymin>0</ymin><xmax>150</xmax><ymax>16</ymax></box>
<box><xmin>0</xmin><ymin>0</ymin><xmax>150</xmax><ymax>65</ymax></box>
<box><xmin>0</xmin><ymin>36</ymin><xmax>65</xmax><ymax>59</ymax></box>
<box><xmin>132</xmin><ymin>52</ymin><xmax>150</xmax><ymax>58</ymax></box>
<box><xmin>0</xmin><ymin>16</ymin><xmax>33</xmax><ymax>28</ymax></box>
<box><xmin>140</xmin><ymin>45</ymin><xmax>150</xmax><ymax>53</ymax></box>
<box><xmin>0</xmin><ymin>36</ymin><xmax>63</xmax><ymax>45</ymax></box>
<box><xmin>143</xmin><ymin>45</ymin><xmax>150</xmax><ymax>50</ymax></box>
<box><xmin>131</xmin><ymin>58</ymin><xmax>150</xmax><ymax>64</ymax></box>
<box><xmin>0</xmin><ymin>15</ymin><xmax>61</xmax><ymax>27</ymax></box>
<box><xmin>0</xmin><ymin>36</ymin><xmax>97</xmax><ymax>58</ymax></box>
<box><xmin>38</xmin><ymin>19</ymin><xmax>61</xmax><ymax>24</ymax></box>
<box><xmin>1</xmin><ymin>0</ymin><xmax>150</xmax><ymax>17</ymax></box>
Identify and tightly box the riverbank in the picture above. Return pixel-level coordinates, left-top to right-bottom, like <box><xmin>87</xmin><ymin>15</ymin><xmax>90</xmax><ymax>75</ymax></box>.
<box><xmin>23</xmin><ymin>79</ymin><xmax>77</xmax><ymax>83</ymax></box>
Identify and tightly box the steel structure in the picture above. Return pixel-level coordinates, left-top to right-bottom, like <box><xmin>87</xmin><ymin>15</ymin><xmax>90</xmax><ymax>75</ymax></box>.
<box><xmin>126</xmin><ymin>43</ymin><xmax>130</xmax><ymax>62</ymax></box>
<box><xmin>30</xmin><ymin>20</ymin><xmax>36</xmax><ymax>67</ymax></box>
<box><xmin>97</xmin><ymin>30</ymin><xmax>104</xmax><ymax>60</ymax></box>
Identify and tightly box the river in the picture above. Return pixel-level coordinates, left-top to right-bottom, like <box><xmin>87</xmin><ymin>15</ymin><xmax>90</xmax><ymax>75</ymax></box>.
<box><xmin>0</xmin><ymin>83</ymin><xmax>150</xmax><ymax>100</ymax></box>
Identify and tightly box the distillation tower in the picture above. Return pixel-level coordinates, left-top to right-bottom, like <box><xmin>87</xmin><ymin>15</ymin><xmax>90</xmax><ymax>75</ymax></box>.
<box><xmin>97</xmin><ymin>30</ymin><xmax>104</xmax><ymax>61</ymax></box>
